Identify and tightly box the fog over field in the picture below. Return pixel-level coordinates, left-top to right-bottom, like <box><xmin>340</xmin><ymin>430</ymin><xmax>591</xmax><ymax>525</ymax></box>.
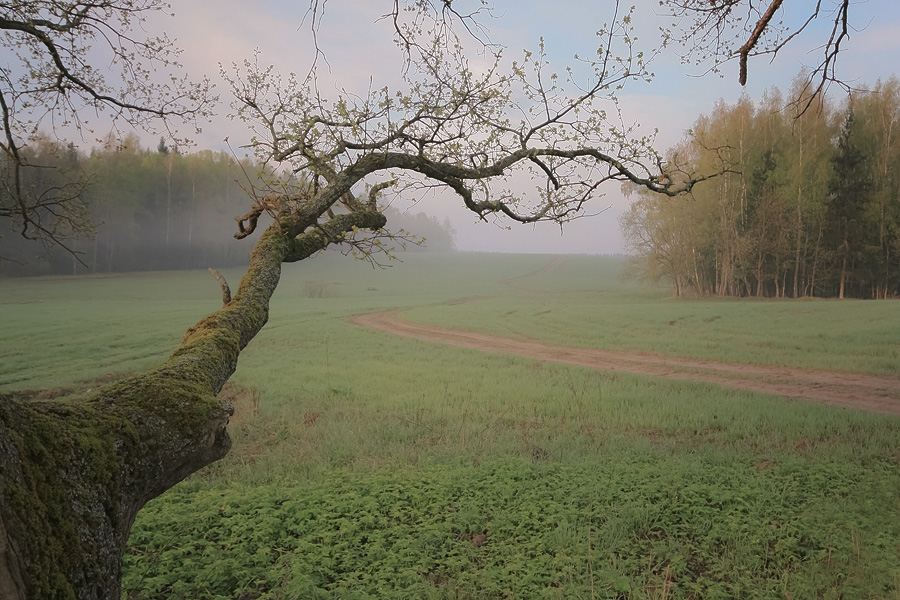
<box><xmin>4</xmin><ymin>3</ymin><xmax>900</xmax><ymax>598</ymax></box>
<box><xmin>4</xmin><ymin>254</ymin><xmax>900</xmax><ymax>597</ymax></box>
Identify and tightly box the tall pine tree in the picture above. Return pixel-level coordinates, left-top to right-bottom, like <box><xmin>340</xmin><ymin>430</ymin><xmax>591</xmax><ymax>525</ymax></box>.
<box><xmin>827</xmin><ymin>112</ymin><xmax>873</xmax><ymax>298</ymax></box>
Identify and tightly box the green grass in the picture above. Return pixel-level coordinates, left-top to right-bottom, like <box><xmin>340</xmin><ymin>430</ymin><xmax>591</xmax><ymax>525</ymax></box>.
<box><xmin>2</xmin><ymin>253</ymin><xmax>900</xmax><ymax>599</ymax></box>
<box><xmin>401</xmin><ymin>255</ymin><xmax>900</xmax><ymax>376</ymax></box>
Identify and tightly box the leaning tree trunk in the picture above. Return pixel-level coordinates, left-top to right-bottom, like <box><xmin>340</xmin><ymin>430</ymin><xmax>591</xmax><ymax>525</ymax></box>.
<box><xmin>0</xmin><ymin>209</ymin><xmax>385</xmax><ymax>599</ymax></box>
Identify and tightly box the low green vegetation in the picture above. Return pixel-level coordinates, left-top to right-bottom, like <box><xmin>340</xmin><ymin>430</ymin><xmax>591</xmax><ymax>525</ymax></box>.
<box><xmin>401</xmin><ymin>254</ymin><xmax>900</xmax><ymax>376</ymax></box>
<box><xmin>2</xmin><ymin>253</ymin><xmax>899</xmax><ymax>599</ymax></box>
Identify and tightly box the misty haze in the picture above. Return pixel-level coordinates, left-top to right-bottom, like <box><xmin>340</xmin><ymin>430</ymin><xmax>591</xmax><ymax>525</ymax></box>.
<box><xmin>2</xmin><ymin>2</ymin><xmax>900</xmax><ymax>599</ymax></box>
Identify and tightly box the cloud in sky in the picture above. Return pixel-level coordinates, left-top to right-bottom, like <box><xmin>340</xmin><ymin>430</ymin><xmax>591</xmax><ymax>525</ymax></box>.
<box><xmin>148</xmin><ymin>0</ymin><xmax>900</xmax><ymax>255</ymax></box>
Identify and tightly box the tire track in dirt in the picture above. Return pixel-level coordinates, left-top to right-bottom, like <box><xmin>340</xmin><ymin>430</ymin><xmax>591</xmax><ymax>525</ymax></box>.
<box><xmin>350</xmin><ymin>310</ymin><xmax>900</xmax><ymax>416</ymax></box>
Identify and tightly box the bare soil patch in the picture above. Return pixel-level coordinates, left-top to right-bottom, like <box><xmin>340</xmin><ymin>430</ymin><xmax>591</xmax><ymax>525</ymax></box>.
<box><xmin>350</xmin><ymin>311</ymin><xmax>900</xmax><ymax>416</ymax></box>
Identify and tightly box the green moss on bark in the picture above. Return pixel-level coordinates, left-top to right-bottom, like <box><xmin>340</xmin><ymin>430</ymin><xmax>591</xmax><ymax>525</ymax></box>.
<box><xmin>0</xmin><ymin>212</ymin><xmax>386</xmax><ymax>598</ymax></box>
<box><xmin>0</xmin><ymin>374</ymin><xmax>233</xmax><ymax>599</ymax></box>
<box><xmin>0</xmin><ymin>395</ymin><xmax>136</xmax><ymax>599</ymax></box>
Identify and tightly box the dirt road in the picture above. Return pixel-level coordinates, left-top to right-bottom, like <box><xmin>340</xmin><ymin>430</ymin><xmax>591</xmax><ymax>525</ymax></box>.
<box><xmin>350</xmin><ymin>310</ymin><xmax>900</xmax><ymax>416</ymax></box>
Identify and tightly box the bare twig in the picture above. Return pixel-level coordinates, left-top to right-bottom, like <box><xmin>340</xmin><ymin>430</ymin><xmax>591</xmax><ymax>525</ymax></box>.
<box><xmin>208</xmin><ymin>268</ymin><xmax>232</xmax><ymax>307</ymax></box>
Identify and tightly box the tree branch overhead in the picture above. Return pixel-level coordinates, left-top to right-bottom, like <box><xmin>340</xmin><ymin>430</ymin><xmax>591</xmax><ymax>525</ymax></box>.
<box><xmin>0</xmin><ymin>0</ymin><xmax>216</xmax><ymax>260</ymax></box>
<box><xmin>1</xmin><ymin>1</ymin><xmax>864</xmax><ymax>597</ymax></box>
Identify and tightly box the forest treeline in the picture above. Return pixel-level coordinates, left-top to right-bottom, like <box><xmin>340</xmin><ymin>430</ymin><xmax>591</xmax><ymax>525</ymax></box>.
<box><xmin>621</xmin><ymin>75</ymin><xmax>900</xmax><ymax>299</ymax></box>
<box><xmin>0</xmin><ymin>135</ymin><xmax>456</xmax><ymax>277</ymax></box>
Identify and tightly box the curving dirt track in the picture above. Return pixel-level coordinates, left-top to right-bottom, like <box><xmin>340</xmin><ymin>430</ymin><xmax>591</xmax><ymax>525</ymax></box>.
<box><xmin>350</xmin><ymin>310</ymin><xmax>900</xmax><ymax>416</ymax></box>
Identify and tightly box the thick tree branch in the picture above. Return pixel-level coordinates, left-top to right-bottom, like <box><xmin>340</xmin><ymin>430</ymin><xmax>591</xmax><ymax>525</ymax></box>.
<box><xmin>285</xmin><ymin>210</ymin><xmax>388</xmax><ymax>262</ymax></box>
<box><xmin>663</xmin><ymin>0</ymin><xmax>855</xmax><ymax>109</ymax></box>
<box><xmin>737</xmin><ymin>0</ymin><xmax>783</xmax><ymax>86</ymax></box>
<box><xmin>0</xmin><ymin>193</ymin><xmax>389</xmax><ymax>598</ymax></box>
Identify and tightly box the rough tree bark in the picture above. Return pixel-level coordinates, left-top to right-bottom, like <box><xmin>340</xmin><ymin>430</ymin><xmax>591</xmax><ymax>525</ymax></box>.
<box><xmin>0</xmin><ymin>1</ymin><xmax>866</xmax><ymax>596</ymax></box>
<box><xmin>0</xmin><ymin>128</ymin><xmax>708</xmax><ymax>598</ymax></box>
<box><xmin>0</xmin><ymin>206</ymin><xmax>386</xmax><ymax>599</ymax></box>
<box><xmin>0</xmin><ymin>5</ymin><xmax>722</xmax><ymax>594</ymax></box>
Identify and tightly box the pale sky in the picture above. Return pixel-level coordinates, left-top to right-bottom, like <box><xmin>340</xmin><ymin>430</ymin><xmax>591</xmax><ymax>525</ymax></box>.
<box><xmin>147</xmin><ymin>1</ymin><xmax>900</xmax><ymax>254</ymax></box>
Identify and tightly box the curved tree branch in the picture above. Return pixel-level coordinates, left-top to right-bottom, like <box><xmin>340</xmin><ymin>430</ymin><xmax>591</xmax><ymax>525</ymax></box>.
<box><xmin>0</xmin><ymin>1</ymin><xmax>216</xmax><ymax>259</ymax></box>
<box><xmin>662</xmin><ymin>0</ymin><xmax>855</xmax><ymax>110</ymax></box>
<box><xmin>737</xmin><ymin>0</ymin><xmax>784</xmax><ymax>86</ymax></box>
<box><xmin>0</xmin><ymin>202</ymin><xmax>387</xmax><ymax>598</ymax></box>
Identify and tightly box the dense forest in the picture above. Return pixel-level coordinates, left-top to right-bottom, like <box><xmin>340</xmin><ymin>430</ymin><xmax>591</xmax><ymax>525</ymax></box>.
<box><xmin>621</xmin><ymin>75</ymin><xmax>900</xmax><ymax>299</ymax></box>
<box><xmin>0</xmin><ymin>136</ymin><xmax>456</xmax><ymax>277</ymax></box>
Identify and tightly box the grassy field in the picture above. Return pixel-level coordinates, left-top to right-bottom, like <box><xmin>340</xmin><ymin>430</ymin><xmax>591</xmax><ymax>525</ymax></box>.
<box><xmin>2</xmin><ymin>253</ymin><xmax>900</xmax><ymax>599</ymax></box>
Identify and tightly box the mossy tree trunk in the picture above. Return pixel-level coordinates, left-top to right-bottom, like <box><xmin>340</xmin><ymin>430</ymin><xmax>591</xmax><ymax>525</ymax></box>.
<box><xmin>0</xmin><ymin>36</ymin><xmax>715</xmax><ymax>593</ymax></box>
<box><xmin>0</xmin><ymin>209</ymin><xmax>386</xmax><ymax>599</ymax></box>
